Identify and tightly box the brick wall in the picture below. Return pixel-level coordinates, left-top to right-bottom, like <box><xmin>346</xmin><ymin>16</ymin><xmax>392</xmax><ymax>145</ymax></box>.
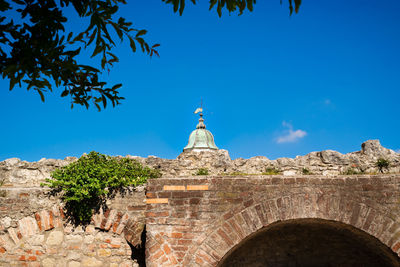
<box><xmin>145</xmin><ymin>175</ymin><xmax>400</xmax><ymax>266</ymax></box>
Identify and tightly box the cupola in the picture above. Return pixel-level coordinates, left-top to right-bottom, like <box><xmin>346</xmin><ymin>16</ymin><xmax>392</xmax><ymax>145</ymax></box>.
<box><xmin>183</xmin><ymin>107</ymin><xmax>218</xmax><ymax>152</ymax></box>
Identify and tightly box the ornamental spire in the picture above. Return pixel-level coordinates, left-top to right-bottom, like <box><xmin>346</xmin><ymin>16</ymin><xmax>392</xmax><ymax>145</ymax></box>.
<box><xmin>194</xmin><ymin>106</ymin><xmax>206</xmax><ymax>129</ymax></box>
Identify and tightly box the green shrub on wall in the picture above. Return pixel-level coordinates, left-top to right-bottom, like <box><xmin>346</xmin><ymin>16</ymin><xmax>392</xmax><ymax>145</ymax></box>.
<box><xmin>41</xmin><ymin>151</ymin><xmax>161</xmax><ymax>224</ymax></box>
<box><xmin>375</xmin><ymin>158</ymin><xmax>390</xmax><ymax>173</ymax></box>
<box><xmin>194</xmin><ymin>168</ymin><xmax>209</xmax><ymax>176</ymax></box>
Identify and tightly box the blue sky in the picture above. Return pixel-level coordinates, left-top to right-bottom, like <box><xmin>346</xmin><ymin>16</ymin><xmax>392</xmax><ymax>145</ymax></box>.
<box><xmin>1</xmin><ymin>0</ymin><xmax>399</xmax><ymax>161</ymax></box>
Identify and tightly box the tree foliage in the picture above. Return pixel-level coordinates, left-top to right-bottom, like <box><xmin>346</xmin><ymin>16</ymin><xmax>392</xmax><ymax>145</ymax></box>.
<box><xmin>41</xmin><ymin>151</ymin><xmax>161</xmax><ymax>224</ymax></box>
<box><xmin>163</xmin><ymin>0</ymin><xmax>301</xmax><ymax>16</ymax></box>
<box><xmin>0</xmin><ymin>0</ymin><xmax>159</xmax><ymax>110</ymax></box>
<box><xmin>1</xmin><ymin>0</ymin><xmax>301</xmax><ymax>110</ymax></box>
<box><xmin>375</xmin><ymin>158</ymin><xmax>390</xmax><ymax>173</ymax></box>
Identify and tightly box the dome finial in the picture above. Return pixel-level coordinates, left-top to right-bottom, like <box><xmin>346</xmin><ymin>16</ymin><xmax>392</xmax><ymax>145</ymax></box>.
<box><xmin>194</xmin><ymin>106</ymin><xmax>206</xmax><ymax>129</ymax></box>
<box><xmin>183</xmin><ymin>103</ymin><xmax>218</xmax><ymax>152</ymax></box>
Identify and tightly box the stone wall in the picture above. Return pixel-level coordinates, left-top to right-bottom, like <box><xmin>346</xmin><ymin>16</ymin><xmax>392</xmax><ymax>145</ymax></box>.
<box><xmin>1</xmin><ymin>140</ymin><xmax>399</xmax><ymax>184</ymax></box>
<box><xmin>149</xmin><ymin>139</ymin><xmax>400</xmax><ymax>177</ymax></box>
<box><xmin>0</xmin><ymin>183</ymin><xmax>146</xmax><ymax>267</ymax></box>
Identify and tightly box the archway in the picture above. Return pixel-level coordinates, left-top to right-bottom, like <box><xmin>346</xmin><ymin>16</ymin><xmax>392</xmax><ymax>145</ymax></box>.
<box><xmin>218</xmin><ymin>219</ymin><xmax>400</xmax><ymax>267</ymax></box>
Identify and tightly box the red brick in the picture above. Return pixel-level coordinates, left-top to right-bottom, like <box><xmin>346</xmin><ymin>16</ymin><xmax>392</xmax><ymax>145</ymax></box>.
<box><xmin>127</xmin><ymin>205</ymin><xmax>146</xmax><ymax>211</ymax></box>
<box><xmin>163</xmin><ymin>244</ymin><xmax>171</xmax><ymax>255</ymax></box>
<box><xmin>228</xmin><ymin>218</ymin><xmax>245</xmax><ymax>239</ymax></box>
<box><xmin>195</xmin><ymin>256</ymin><xmax>204</xmax><ymax>264</ymax></box>
<box><xmin>150</xmin><ymin>249</ymin><xmax>163</xmax><ymax>260</ymax></box>
<box><xmin>19</xmin><ymin>255</ymin><xmax>26</xmax><ymax>261</ymax></box>
<box><xmin>100</xmin><ymin>209</ymin><xmax>110</xmax><ymax>229</ymax></box>
<box><xmin>217</xmin><ymin>228</ymin><xmax>234</xmax><ymax>247</ymax></box>
<box><xmin>169</xmin><ymin>255</ymin><xmax>178</xmax><ymax>265</ymax></box>
<box><xmin>243</xmin><ymin>199</ymin><xmax>254</xmax><ymax>208</ymax></box>
<box><xmin>392</xmin><ymin>242</ymin><xmax>400</xmax><ymax>252</ymax></box>
<box><xmin>146</xmin><ymin>192</ymin><xmax>156</xmax><ymax>198</ymax></box>
<box><xmin>178</xmin><ymin>239</ymin><xmax>192</xmax><ymax>245</ymax></box>
<box><xmin>148</xmin><ymin>243</ymin><xmax>161</xmax><ymax>254</ymax></box>
<box><xmin>175</xmin><ymin>251</ymin><xmax>186</xmax><ymax>259</ymax></box>
<box><xmin>48</xmin><ymin>211</ymin><xmax>54</xmax><ymax>229</ymax></box>
<box><xmin>197</xmin><ymin>249</ymin><xmax>214</xmax><ymax>264</ymax></box>
<box><xmin>171</xmin><ymin>246</ymin><xmax>188</xmax><ymax>251</ymax></box>
<box><xmin>27</xmin><ymin>255</ymin><xmax>37</xmax><ymax>261</ymax></box>
<box><xmin>59</xmin><ymin>207</ymin><xmax>65</xmax><ymax>219</ymax></box>
<box><xmin>182</xmin><ymin>233</ymin><xmax>195</xmax><ymax>239</ymax></box>
<box><xmin>170</xmin><ymin>232</ymin><xmax>183</xmax><ymax>238</ymax></box>
<box><xmin>145</xmin><ymin>211</ymin><xmax>169</xmax><ymax>217</ymax></box>
<box><xmin>112</xmin><ymin>212</ymin><xmax>123</xmax><ymax>232</ymax></box>
<box><xmin>160</xmin><ymin>255</ymin><xmax>168</xmax><ymax>263</ymax></box>
<box><xmin>35</xmin><ymin>250</ymin><xmax>43</xmax><ymax>256</ymax></box>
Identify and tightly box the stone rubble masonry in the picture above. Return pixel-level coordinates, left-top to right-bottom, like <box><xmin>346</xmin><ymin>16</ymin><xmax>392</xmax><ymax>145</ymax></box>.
<box><xmin>1</xmin><ymin>140</ymin><xmax>399</xmax><ymax>185</ymax></box>
<box><xmin>0</xmin><ymin>185</ymin><xmax>146</xmax><ymax>267</ymax></box>
<box><xmin>145</xmin><ymin>176</ymin><xmax>400</xmax><ymax>267</ymax></box>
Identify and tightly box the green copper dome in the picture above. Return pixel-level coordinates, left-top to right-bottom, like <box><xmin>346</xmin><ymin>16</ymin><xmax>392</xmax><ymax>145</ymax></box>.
<box><xmin>183</xmin><ymin>109</ymin><xmax>218</xmax><ymax>152</ymax></box>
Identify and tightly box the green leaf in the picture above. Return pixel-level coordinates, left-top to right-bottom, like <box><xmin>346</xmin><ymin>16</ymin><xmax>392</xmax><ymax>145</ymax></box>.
<box><xmin>80</xmin><ymin>65</ymin><xmax>100</xmax><ymax>72</ymax></box>
<box><xmin>135</xmin><ymin>30</ymin><xmax>147</xmax><ymax>37</ymax></box>
<box><xmin>179</xmin><ymin>0</ymin><xmax>185</xmax><ymax>15</ymax></box>
<box><xmin>129</xmin><ymin>37</ymin><xmax>136</xmax><ymax>52</ymax></box>
<box><xmin>67</xmin><ymin>32</ymin><xmax>73</xmax><ymax>42</ymax></box>
<box><xmin>37</xmin><ymin>89</ymin><xmax>45</xmax><ymax>102</ymax></box>
<box><xmin>111</xmin><ymin>83</ymin><xmax>122</xmax><ymax>90</ymax></box>
<box><xmin>9</xmin><ymin>77</ymin><xmax>17</xmax><ymax>91</ymax></box>
<box><xmin>61</xmin><ymin>90</ymin><xmax>69</xmax><ymax>97</ymax></box>
<box><xmin>110</xmin><ymin>21</ymin><xmax>123</xmax><ymax>40</ymax></box>
<box><xmin>87</xmin><ymin>29</ymin><xmax>97</xmax><ymax>47</ymax></box>
<box><xmin>102</xmin><ymin>95</ymin><xmax>107</xmax><ymax>108</ymax></box>
<box><xmin>91</xmin><ymin>44</ymin><xmax>104</xmax><ymax>58</ymax></box>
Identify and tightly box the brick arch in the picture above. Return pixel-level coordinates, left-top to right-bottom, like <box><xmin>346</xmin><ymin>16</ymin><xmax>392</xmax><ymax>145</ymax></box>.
<box><xmin>188</xmin><ymin>193</ymin><xmax>400</xmax><ymax>266</ymax></box>
<box><xmin>0</xmin><ymin>206</ymin><xmax>143</xmax><ymax>265</ymax></box>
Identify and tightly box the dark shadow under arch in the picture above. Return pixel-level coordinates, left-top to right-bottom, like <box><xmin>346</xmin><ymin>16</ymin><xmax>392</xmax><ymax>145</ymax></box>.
<box><xmin>218</xmin><ymin>219</ymin><xmax>400</xmax><ymax>267</ymax></box>
<box><xmin>128</xmin><ymin>225</ymin><xmax>147</xmax><ymax>267</ymax></box>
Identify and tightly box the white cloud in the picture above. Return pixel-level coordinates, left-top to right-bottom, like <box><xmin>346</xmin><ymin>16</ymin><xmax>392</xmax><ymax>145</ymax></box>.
<box><xmin>395</xmin><ymin>149</ymin><xmax>400</xmax><ymax>154</ymax></box>
<box><xmin>276</xmin><ymin>121</ymin><xmax>307</xmax><ymax>144</ymax></box>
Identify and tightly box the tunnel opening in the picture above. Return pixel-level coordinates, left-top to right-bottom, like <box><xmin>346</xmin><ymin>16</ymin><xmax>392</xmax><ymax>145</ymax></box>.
<box><xmin>218</xmin><ymin>219</ymin><xmax>400</xmax><ymax>267</ymax></box>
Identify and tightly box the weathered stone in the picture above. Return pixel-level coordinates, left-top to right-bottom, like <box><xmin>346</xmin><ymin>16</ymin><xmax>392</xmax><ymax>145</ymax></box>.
<box><xmin>65</xmin><ymin>235</ymin><xmax>83</xmax><ymax>244</ymax></box>
<box><xmin>0</xmin><ymin>217</ymin><xmax>11</xmax><ymax>229</ymax></box>
<box><xmin>81</xmin><ymin>257</ymin><xmax>102</xmax><ymax>267</ymax></box>
<box><xmin>42</xmin><ymin>258</ymin><xmax>56</xmax><ymax>267</ymax></box>
<box><xmin>97</xmin><ymin>248</ymin><xmax>112</xmax><ymax>257</ymax></box>
<box><xmin>84</xmin><ymin>235</ymin><xmax>94</xmax><ymax>244</ymax></box>
<box><xmin>1</xmin><ymin>140</ymin><xmax>399</xmax><ymax>179</ymax></box>
<box><xmin>283</xmin><ymin>170</ymin><xmax>296</xmax><ymax>176</ymax></box>
<box><xmin>119</xmin><ymin>261</ymin><xmax>134</xmax><ymax>267</ymax></box>
<box><xmin>46</xmin><ymin>231</ymin><xmax>63</xmax><ymax>246</ymax></box>
<box><xmin>67</xmin><ymin>251</ymin><xmax>81</xmax><ymax>261</ymax></box>
<box><xmin>27</xmin><ymin>234</ymin><xmax>45</xmax><ymax>246</ymax></box>
<box><xmin>68</xmin><ymin>261</ymin><xmax>81</xmax><ymax>267</ymax></box>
